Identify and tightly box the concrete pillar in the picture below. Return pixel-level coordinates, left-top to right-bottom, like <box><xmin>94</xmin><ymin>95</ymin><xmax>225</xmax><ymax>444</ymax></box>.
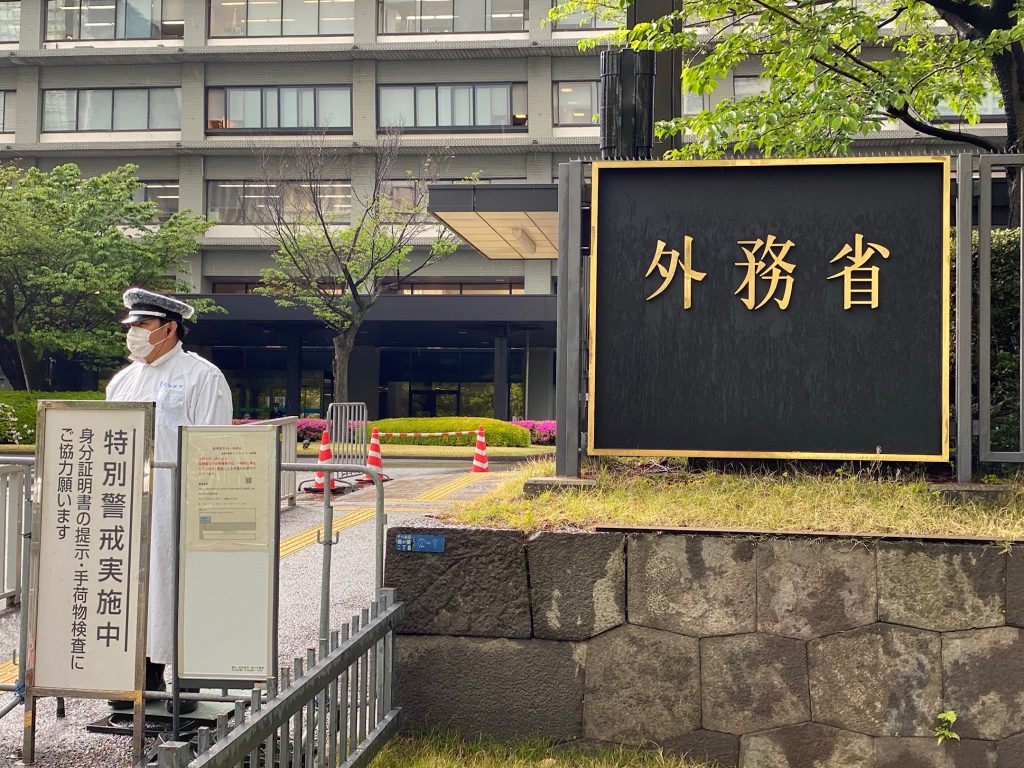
<box><xmin>19</xmin><ymin>0</ymin><xmax>44</xmax><ymax>49</ymax></box>
<box><xmin>526</xmin><ymin>348</ymin><xmax>555</xmax><ymax>419</ymax></box>
<box><xmin>286</xmin><ymin>336</ymin><xmax>303</xmax><ymax>417</ymax></box>
<box><xmin>524</xmin><ymin>260</ymin><xmax>553</xmax><ymax>294</ymax></box>
<box><xmin>180</xmin><ymin>63</ymin><xmax>206</xmax><ymax>142</ymax></box>
<box><xmin>180</xmin><ymin>252</ymin><xmax>203</xmax><ymax>292</ymax></box>
<box><xmin>528</xmin><ymin>57</ymin><xmax>553</xmax><ymax>141</ymax></box>
<box><xmin>354</xmin><ymin>0</ymin><xmax>376</xmax><ymax>45</ymax></box>
<box><xmin>15</xmin><ymin>67</ymin><xmax>40</xmax><ymax>144</ymax></box>
<box><xmin>493</xmin><ymin>334</ymin><xmax>509</xmax><ymax>421</ymax></box>
<box><xmin>178</xmin><ymin>155</ymin><xmax>205</xmax><ymax>214</ymax></box>
<box><xmin>529</xmin><ymin>0</ymin><xmax>552</xmax><ymax>42</ymax></box>
<box><xmin>349</xmin><ymin>153</ymin><xmax>376</xmax><ymax>221</ymax></box>
<box><xmin>352</xmin><ymin>61</ymin><xmax>377</xmax><ymax>144</ymax></box>
<box><xmin>184</xmin><ymin>0</ymin><xmax>209</xmax><ymax>45</ymax></box>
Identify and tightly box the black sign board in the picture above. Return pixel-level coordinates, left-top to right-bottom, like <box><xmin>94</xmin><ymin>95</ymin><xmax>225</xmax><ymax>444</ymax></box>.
<box><xmin>588</xmin><ymin>158</ymin><xmax>949</xmax><ymax>461</ymax></box>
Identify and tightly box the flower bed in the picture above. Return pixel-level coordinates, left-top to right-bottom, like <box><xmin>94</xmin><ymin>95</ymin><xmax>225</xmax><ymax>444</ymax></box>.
<box><xmin>512</xmin><ymin>419</ymin><xmax>556</xmax><ymax>445</ymax></box>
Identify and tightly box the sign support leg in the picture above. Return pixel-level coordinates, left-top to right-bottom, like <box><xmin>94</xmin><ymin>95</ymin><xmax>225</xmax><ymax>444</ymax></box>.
<box><xmin>22</xmin><ymin>692</ymin><xmax>35</xmax><ymax>764</ymax></box>
<box><xmin>132</xmin><ymin>696</ymin><xmax>145</xmax><ymax>764</ymax></box>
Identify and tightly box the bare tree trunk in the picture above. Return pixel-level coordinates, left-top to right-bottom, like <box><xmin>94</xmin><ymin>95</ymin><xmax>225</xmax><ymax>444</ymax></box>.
<box><xmin>331</xmin><ymin>332</ymin><xmax>355</xmax><ymax>405</ymax></box>
<box><xmin>0</xmin><ymin>336</ymin><xmax>27</xmax><ymax>390</ymax></box>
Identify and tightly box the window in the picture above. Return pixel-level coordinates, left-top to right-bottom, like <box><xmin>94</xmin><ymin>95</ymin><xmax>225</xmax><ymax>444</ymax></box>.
<box><xmin>733</xmin><ymin>75</ymin><xmax>768</xmax><ymax>99</ymax></box>
<box><xmin>42</xmin><ymin>88</ymin><xmax>181</xmax><ymax>131</ymax></box>
<box><xmin>552</xmin><ymin>4</ymin><xmax>622</xmax><ymax>29</ymax></box>
<box><xmin>682</xmin><ymin>88</ymin><xmax>708</xmax><ymax>116</ymax></box>
<box><xmin>0</xmin><ymin>1</ymin><xmax>19</xmax><ymax>42</ymax></box>
<box><xmin>209</xmin><ymin>0</ymin><xmax>354</xmax><ymax>37</ymax></box>
<box><xmin>132</xmin><ymin>181</ymin><xmax>180</xmax><ymax>223</ymax></box>
<box><xmin>938</xmin><ymin>91</ymin><xmax>1004</xmax><ymax>121</ymax></box>
<box><xmin>378</xmin><ymin>83</ymin><xmax>527</xmax><ymax>130</ymax></box>
<box><xmin>383</xmin><ymin>280</ymin><xmax>524</xmax><ymax>295</ymax></box>
<box><xmin>212</xmin><ymin>281</ymin><xmax>261</xmax><ymax>294</ymax></box>
<box><xmin>0</xmin><ymin>91</ymin><xmax>15</xmax><ymax>132</ymax></box>
<box><xmin>207</xmin><ymin>86</ymin><xmax>352</xmax><ymax>131</ymax></box>
<box><xmin>46</xmin><ymin>0</ymin><xmax>183</xmax><ymax>40</ymax></box>
<box><xmin>382</xmin><ymin>179</ymin><xmax>429</xmax><ymax>221</ymax></box>
<box><xmin>207</xmin><ymin>180</ymin><xmax>352</xmax><ymax>224</ymax></box>
<box><xmin>379</xmin><ymin>0</ymin><xmax>527</xmax><ymax>33</ymax></box>
<box><xmin>554</xmin><ymin>81</ymin><xmax>598</xmax><ymax>126</ymax></box>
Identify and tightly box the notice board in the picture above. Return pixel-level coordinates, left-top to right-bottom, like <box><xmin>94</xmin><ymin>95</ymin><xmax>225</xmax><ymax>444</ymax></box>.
<box><xmin>178</xmin><ymin>425</ymin><xmax>279</xmax><ymax>683</ymax></box>
<box><xmin>588</xmin><ymin>158</ymin><xmax>949</xmax><ymax>460</ymax></box>
<box><xmin>28</xmin><ymin>401</ymin><xmax>153</xmax><ymax>698</ymax></box>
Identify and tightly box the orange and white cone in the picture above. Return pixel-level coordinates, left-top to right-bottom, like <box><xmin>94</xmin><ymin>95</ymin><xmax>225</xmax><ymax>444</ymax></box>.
<box><xmin>471</xmin><ymin>426</ymin><xmax>489</xmax><ymax>473</ymax></box>
<box><xmin>312</xmin><ymin>429</ymin><xmax>338</xmax><ymax>493</ymax></box>
<box><xmin>360</xmin><ymin>428</ymin><xmax>389</xmax><ymax>483</ymax></box>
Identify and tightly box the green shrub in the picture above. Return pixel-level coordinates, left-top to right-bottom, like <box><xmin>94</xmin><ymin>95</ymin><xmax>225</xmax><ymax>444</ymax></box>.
<box><xmin>370</xmin><ymin>417</ymin><xmax>530</xmax><ymax>447</ymax></box>
<box><xmin>0</xmin><ymin>390</ymin><xmax>105</xmax><ymax>443</ymax></box>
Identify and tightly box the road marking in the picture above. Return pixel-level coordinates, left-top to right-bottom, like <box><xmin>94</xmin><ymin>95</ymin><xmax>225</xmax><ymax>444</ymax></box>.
<box><xmin>414</xmin><ymin>473</ymin><xmax>485</xmax><ymax>502</ymax></box>
<box><xmin>0</xmin><ymin>658</ymin><xmax>16</xmax><ymax>685</ymax></box>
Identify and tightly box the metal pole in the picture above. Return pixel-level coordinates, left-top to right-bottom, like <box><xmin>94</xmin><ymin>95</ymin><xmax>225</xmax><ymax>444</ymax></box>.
<box><xmin>16</xmin><ymin>465</ymin><xmax>31</xmax><ymax>711</ymax></box>
<box><xmin>319</xmin><ymin>469</ymin><xmax>334</xmax><ymax>646</ymax></box>
<box><xmin>955</xmin><ymin>153</ymin><xmax>974</xmax><ymax>483</ymax></box>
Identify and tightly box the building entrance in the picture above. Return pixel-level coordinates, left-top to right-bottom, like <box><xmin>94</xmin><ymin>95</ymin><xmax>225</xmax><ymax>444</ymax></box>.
<box><xmin>410</xmin><ymin>388</ymin><xmax>459</xmax><ymax>417</ymax></box>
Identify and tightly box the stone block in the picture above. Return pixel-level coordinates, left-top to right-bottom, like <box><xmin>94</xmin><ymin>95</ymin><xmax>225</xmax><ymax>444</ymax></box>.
<box><xmin>808</xmin><ymin>623</ymin><xmax>941</xmax><ymax>737</ymax></box>
<box><xmin>997</xmin><ymin>731</ymin><xmax>1024</xmax><ymax>768</ymax></box>
<box><xmin>756</xmin><ymin>539</ymin><xmax>876</xmax><ymax>639</ymax></box>
<box><xmin>1006</xmin><ymin>550</ymin><xmax>1024</xmax><ymax>627</ymax></box>
<box><xmin>384</xmin><ymin>527</ymin><xmax>530</xmax><ymax>638</ymax></box>
<box><xmin>943</xmin><ymin>626</ymin><xmax>1024</xmax><ymax>740</ymax></box>
<box><xmin>739</xmin><ymin>723</ymin><xmax>874</xmax><ymax>768</ymax></box>
<box><xmin>877</xmin><ymin>542</ymin><xmax>1006</xmax><ymax>631</ymax></box>
<box><xmin>701</xmin><ymin>633</ymin><xmax>809</xmax><ymax>735</ymax></box>
<box><xmin>523</xmin><ymin>476</ymin><xmax>597</xmax><ymax>497</ymax></box>
<box><xmin>874</xmin><ymin>737</ymin><xmax>996</xmax><ymax>768</ymax></box>
<box><xmin>628</xmin><ymin>534</ymin><xmax>756</xmax><ymax>636</ymax></box>
<box><xmin>661</xmin><ymin>730</ymin><xmax>740</xmax><ymax>767</ymax></box>
<box><xmin>528</xmin><ymin>531</ymin><xmax>625</xmax><ymax>641</ymax></box>
<box><xmin>583</xmin><ymin>624</ymin><xmax>700</xmax><ymax>744</ymax></box>
<box><xmin>395</xmin><ymin>635</ymin><xmax>584</xmax><ymax>741</ymax></box>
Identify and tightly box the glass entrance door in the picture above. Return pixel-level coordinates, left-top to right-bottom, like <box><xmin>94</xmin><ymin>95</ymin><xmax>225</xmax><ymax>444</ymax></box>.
<box><xmin>410</xmin><ymin>389</ymin><xmax>459</xmax><ymax>417</ymax></box>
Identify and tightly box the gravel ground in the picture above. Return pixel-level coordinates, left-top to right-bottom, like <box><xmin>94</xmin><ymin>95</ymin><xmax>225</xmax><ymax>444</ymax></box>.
<box><xmin>0</xmin><ymin>459</ymin><xmax>513</xmax><ymax>767</ymax></box>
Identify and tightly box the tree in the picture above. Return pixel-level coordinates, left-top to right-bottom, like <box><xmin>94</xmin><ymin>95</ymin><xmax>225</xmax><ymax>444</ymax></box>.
<box><xmin>0</xmin><ymin>163</ymin><xmax>212</xmax><ymax>391</ymax></box>
<box><xmin>255</xmin><ymin>130</ymin><xmax>457</xmax><ymax>405</ymax></box>
<box><xmin>552</xmin><ymin>0</ymin><xmax>1018</xmax><ymax>158</ymax></box>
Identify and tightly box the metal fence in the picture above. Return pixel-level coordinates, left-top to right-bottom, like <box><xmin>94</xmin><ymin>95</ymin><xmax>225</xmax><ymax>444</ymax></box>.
<box><xmin>0</xmin><ymin>464</ymin><xmax>26</xmax><ymax>604</ymax></box>
<box><xmin>327</xmin><ymin>403</ymin><xmax>369</xmax><ymax>478</ymax></box>
<box><xmin>153</xmin><ymin>592</ymin><xmax>403</xmax><ymax>768</ymax></box>
<box><xmin>251</xmin><ymin>417</ymin><xmax>298</xmax><ymax>508</ymax></box>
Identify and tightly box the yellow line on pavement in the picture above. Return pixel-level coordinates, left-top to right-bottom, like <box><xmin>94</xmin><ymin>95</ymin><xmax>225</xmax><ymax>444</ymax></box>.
<box><xmin>0</xmin><ymin>659</ymin><xmax>16</xmax><ymax>685</ymax></box>
<box><xmin>279</xmin><ymin>507</ymin><xmax>375</xmax><ymax>559</ymax></box>
<box><xmin>415</xmin><ymin>473</ymin><xmax>484</xmax><ymax>502</ymax></box>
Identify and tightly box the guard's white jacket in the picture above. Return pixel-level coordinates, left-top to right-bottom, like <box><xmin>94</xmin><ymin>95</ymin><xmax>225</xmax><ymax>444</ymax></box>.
<box><xmin>106</xmin><ymin>343</ymin><xmax>233</xmax><ymax>664</ymax></box>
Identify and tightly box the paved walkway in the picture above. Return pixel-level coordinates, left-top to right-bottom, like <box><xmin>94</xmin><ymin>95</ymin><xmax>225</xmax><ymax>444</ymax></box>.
<box><xmin>0</xmin><ymin>460</ymin><xmax>511</xmax><ymax>767</ymax></box>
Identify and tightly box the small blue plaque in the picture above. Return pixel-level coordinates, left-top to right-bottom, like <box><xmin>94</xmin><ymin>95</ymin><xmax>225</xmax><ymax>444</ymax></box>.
<box><xmin>395</xmin><ymin>533</ymin><xmax>446</xmax><ymax>553</ymax></box>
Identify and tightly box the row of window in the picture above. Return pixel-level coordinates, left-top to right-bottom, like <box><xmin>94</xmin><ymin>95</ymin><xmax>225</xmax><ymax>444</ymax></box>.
<box><xmin>213</xmin><ymin>280</ymin><xmax>526</xmax><ymax>294</ymax></box>
<box><xmin>31</xmin><ymin>1</ymin><xmax>615</xmax><ymax>41</ymax></box>
<box><xmin>18</xmin><ymin>81</ymin><xmax>597</xmax><ymax>133</ymax></box>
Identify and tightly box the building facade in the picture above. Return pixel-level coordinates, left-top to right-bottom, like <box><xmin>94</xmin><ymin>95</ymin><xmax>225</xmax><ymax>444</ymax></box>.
<box><xmin>0</xmin><ymin>1</ymin><xmax>1001</xmax><ymax>418</ymax></box>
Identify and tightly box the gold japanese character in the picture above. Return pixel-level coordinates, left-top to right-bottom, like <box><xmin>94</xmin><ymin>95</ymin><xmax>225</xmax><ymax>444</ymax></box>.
<box><xmin>827</xmin><ymin>233</ymin><xmax>890</xmax><ymax>309</ymax></box>
<box><xmin>645</xmin><ymin>237</ymin><xmax>707</xmax><ymax>310</ymax></box>
<box><xmin>735</xmin><ymin>235</ymin><xmax>796</xmax><ymax>310</ymax></box>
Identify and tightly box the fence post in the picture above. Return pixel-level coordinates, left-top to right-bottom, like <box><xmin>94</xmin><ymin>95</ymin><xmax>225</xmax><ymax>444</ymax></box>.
<box><xmin>955</xmin><ymin>153</ymin><xmax>974</xmax><ymax>483</ymax></box>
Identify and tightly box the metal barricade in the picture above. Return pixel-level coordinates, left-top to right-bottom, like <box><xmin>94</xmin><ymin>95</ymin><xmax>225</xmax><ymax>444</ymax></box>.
<box><xmin>327</xmin><ymin>403</ymin><xmax>368</xmax><ymax>478</ymax></box>
<box><xmin>247</xmin><ymin>417</ymin><xmax>298</xmax><ymax>509</ymax></box>
<box><xmin>170</xmin><ymin>591</ymin><xmax>402</xmax><ymax>768</ymax></box>
<box><xmin>0</xmin><ymin>464</ymin><xmax>26</xmax><ymax>604</ymax></box>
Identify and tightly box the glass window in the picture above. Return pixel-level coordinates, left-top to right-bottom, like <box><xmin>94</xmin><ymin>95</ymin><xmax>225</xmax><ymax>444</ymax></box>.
<box><xmin>207</xmin><ymin>180</ymin><xmax>351</xmax><ymax>224</ymax></box>
<box><xmin>554</xmin><ymin>81</ymin><xmax>597</xmax><ymax>126</ymax></box>
<box><xmin>317</xmin><ymin>87</ymin><xmax>351</xmax><ymax>128</ymax></box>
<box><xmin>380</xmin><ymin>83</ymin><xmax>527</xmax><ymax>129</ymax></box>
<box><xmin>43</xmin><ymin>90</ymin><xmax>77</xmax><ymax>131</ymax></box>
<box><xmin>113</xmin><ymin>88</ymin><xmax>147</xmax><ymax>129</ymax></box>
<box><xmin>319</xmin><ymin>0</ymin><xmax>353</xmax><ymax>33</ymax></box>
<box><xmin>282</xmin><ymin>0</ymin><xmax>317</xmax><ymax>34</ymax></box>
<box><xmin>132</xmin><ymin>181</ymin><xmax>180</xmax><ymax>223</ymax></box>
<box><xmin>246</xmin><ymin>0</ymin><xmax>282</xmax><ymax>36</ymax></box>
<box><xmin>47</xmin><ymin>0</ymin><xmax>181</xmax><ymax>39</ymax></box>
<box><xmin>489</xmin><ymin>0</ymin><xmax>525</xmax><ymax>31</ymax></box>
<box><xmin>228</xmin><ymin>87</ymin><xmax>262</xmax><ymax>128</ymax></box>
<box><xmin>380</xmin><ymin>0</ymin><xmax>415</xmax><ymax>32</ymax></box>
<box><xmin>453</xmin><ymin>0</ymin><xmax>483</xmax><ymax>31</ymax></box>
<box><xmin>380</xmin><ymin>86</ymin><xmax>415</xmax><ymax>127</ymax></box>
<box><xmin>207</xmin><ymin>86</ymin><xmax>351</xmax><ymax>130</ymax></box>
<box><xmin>78</xmin><ymin>89</ymin><xmax>113</xmax><ymax>130</ymax></box>
<box><xmin>263</xmin><ymin>89</ymin><xmax>279</xmax><ymax>128</ymax></box>
<box><xmin>682</xmin><ymin>88</ymin><xmax>707</xmax><ymax>116</ymax></box>
<box><xmin>148</xmin><ymin>88</ymin><xmax>180</xmax><ymax>128</ymax></box>
<box><xmin>552</xmin><ymin>4</ymin><xmax>622</xmax><ymax>29</ymax></box>
<box><xmin>420</xmin><ymin>0</ymin><xmax>453</xmax><ymax>32</ymax></box>
<box><xmin>210</xmin><ymin>0</ymin><xmax>245</xmax><ymax>36</ymax></box>
<box><xmin>207</xmin><ymin>181</ymin><xmax>246</xmax><ymax>224</ymax></box>
<box><xmin>382</xmin><ymin>0</ymin><xmax>526</xmax><ymax>33</ymax></box>
<box><xmin>734</xmin><ymin>75</ymin><xmax>768</xmax><ymax>99</ymax></box>
<box><xmin>0</xmin><ymin>1</ymin><xmax>20</xmax><ymax>42</ymax></box>
<box><xmin>207</xmin><ymin>88</ymin><xmax>227</xmax><ymax>128</ymax></box>
<box><xmin>0</xmin><ymin>92</ymin><xmax>14</xmax><ymax>132</ymax></box>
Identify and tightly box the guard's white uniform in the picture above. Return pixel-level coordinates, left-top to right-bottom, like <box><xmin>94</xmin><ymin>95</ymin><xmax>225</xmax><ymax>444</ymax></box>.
<box><xmin>106</xmin><ymin>343</ymin><xmax>233</xmax><ymax>664</ymax></box>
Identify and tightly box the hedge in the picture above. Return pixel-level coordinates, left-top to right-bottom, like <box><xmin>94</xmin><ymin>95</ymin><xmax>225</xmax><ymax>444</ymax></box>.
<box><xmin>0</xmin><ymin>390</ymin><xmax>105</xmax><ymax>443</ymax></box>
<box><xmin>371</xmin><ymin>417</ymin><xmax>530</xmax><ymax>447</ymax></box>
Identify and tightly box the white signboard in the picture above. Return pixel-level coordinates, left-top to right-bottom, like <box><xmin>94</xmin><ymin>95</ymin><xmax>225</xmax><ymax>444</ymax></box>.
<box><xmin>178</xmin><ymin>425</ymin><xmax>278</xmax><ymax>682</ymax></box>
<box><xmin>28</xmin><ymin>402</ymin><xmax>152</xmax><ymax>697</ymax></box>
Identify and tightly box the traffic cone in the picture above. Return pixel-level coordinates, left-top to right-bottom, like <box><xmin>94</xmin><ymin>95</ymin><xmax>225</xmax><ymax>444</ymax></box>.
<box><xmin>311</xmin><ymin>429</ymin><xmax>338</xmax><ymax>493</ymax></box>
<box><xmin>359</xmin><ymin>428</ymin><xmax>389</xmax><ymax>484</ymax></box>
<box><xmin>472</xmin><ymin>426</ymin><xmax>489</xmax><ymax>473</ymax></box>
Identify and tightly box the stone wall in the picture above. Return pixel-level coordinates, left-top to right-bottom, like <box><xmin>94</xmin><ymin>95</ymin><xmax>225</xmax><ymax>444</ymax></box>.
<box><xmin>385</xmin><ymin>527</ymin><xmax>1024</xmax><ymax>768</ymax></box>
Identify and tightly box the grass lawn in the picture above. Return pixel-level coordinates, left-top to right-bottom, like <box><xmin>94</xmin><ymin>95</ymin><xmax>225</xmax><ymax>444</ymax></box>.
<box><xmin>370</xmin><ymin>734</ymin><xmax>714</xmax><ymax>768</ymax></box>
<box><xmin>297</xmin><ymin>443</ymin><xmax>553</xmax><ymax>459</ymax></box>
<box><xmin>449</xmin><ymin>459</ymin><xmax>1024</xmax><ymax>539</ymax></box>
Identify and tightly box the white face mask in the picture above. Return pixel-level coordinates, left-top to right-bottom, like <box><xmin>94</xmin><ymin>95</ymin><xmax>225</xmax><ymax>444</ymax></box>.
<box><xmin>126</xmin><ymin>325</ymin><xmax>171</xmax><ymax>363</ymax></box>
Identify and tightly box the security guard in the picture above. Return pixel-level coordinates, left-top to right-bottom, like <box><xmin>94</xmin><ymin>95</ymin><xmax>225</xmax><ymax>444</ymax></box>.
<box><xmin>106</xmin><ymin>289</ymin><xmax>232</xmax><ymax>713</ymax></box>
